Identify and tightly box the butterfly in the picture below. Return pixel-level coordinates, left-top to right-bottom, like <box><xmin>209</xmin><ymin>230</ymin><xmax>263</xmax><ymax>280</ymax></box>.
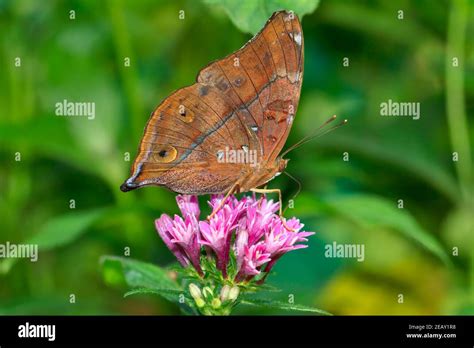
<box><xmin>121</xmin><ymin>10</ymin><xmax>304</xmax><ymax>216</ymax></box>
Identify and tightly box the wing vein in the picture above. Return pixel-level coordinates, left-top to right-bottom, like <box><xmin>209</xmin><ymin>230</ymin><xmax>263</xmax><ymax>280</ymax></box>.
<box><xmin>215</xmin><ymin>61</ymin><xmax>255</xmax><ymax>146</ymax></box>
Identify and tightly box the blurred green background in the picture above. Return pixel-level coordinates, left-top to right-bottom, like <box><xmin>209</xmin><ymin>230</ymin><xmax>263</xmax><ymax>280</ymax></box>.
<box><xmin>0</xmin><ymin>0</ymin><xmax>473</xmax><ymax>315</ymax></box>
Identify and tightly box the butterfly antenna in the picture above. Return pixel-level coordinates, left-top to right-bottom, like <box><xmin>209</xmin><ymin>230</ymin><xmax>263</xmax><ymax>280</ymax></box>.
<box><xmin>280</xmin><ymin>115</ymin><xmax>348</xmax><ymax>158</ymax></box>
<box><xmin>282</xmin><ymin>170</ymin><xmax>301</xmax><ymax>214</ymax></box>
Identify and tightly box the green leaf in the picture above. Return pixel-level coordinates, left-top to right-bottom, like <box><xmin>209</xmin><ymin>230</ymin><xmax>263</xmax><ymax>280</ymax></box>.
<box><xmin>124</xmin><ymin>288</ymin><xmax>197</xmax><ymax>314</ymax></box>
<box><xmin>0</xmin><ymin>208</ymin><xmax>107</xmax><ymax>274</ymax></box>
<box><xmin>0</xmin><ymin>117</ymin><xmax>125</xmax><ymax>193</ymax></box>
<box><xmin>251</xmin><ymin>283</ymin><xmax>281</xmax><ymax>293</ymax></box>
<box><xmin>124</xmin><ymin>288</ymin><xmax>198</xmax><ymax>315</ymax></box>
<box><xmin>323</xmin><ymin>194</ymin><xmax>452</xmax><ymax>266</ymax></box>
<box><xmin>319</xmin><ymin>1</ymin><xmax>437</xmax><ymax>47</ymax></box>
<box><xmin>317</xmin><ymin>134</ymin><xmax>460</xmax><ymax>203</ymax></box>
<box><xmin>124</xmin><ymin>287</ymin><xmax>185</xmax><ymax>300</ymax></box>
<box><xmin>0</xmin><ymin>118</ymin><xmax>103</xmax><ymax>182</ymax></box>
<box><xmin>441</xmin><ymin>206</ymin><xmax>474</xmax><ymax>256</ymax></box>
<box><xmin>28</xmin><ymin>209</ymin><xmax>107</xmax><ymax>250</ymax></box>
<box><xmin>102</xmin><ymin>256</ymin><xmax>187</xmax><ymax>306</ymax></box>
<box><xmin>204</xmin><ymin>0</ymin><xmax>320</xmax><ymax>34</ymax></box>
<box><xmin>240</xmin><ymin>297</ymin><xmax>331</xmax><ymax>315</ymax></box>
<box><xmin>0</xmin><ymin>296</ymin><xmax>109</xmax><ymax>315</ymax></box>
<box><xmin>101</xmin><ymin>256</ymin><xmax>181</xmax><ymax>291</ymax></box>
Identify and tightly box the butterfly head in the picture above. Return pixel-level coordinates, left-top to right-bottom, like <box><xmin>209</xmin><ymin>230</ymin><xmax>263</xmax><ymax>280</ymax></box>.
<box><xmin>120</xmin><ymin>162</ymin><xmax>147</xmax><ymax>192</ymax></box>
<box><xmin>120</xmin><ymin>181</ymin><xmax>135</xmax><ymax>192</ymax></box>
<box><xmin>277</xmin><ymin>157</ymin><xmax>289</xmax><ymax>173</ymax></box>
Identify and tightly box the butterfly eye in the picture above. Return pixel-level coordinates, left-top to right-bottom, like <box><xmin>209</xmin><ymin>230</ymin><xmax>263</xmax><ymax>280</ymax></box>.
<box><xmin>154</xmin><ymin>145</ymin><xmax>177</xmax><ymax>163</ymax></box>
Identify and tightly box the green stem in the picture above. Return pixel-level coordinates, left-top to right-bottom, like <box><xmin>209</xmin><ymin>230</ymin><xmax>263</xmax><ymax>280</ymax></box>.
<box><xmin>105</xmin><ymin>0</ymin><xmax>148</xmax><ymax>243</ymax></box>
<box><xmin>106</xmin><ymin>0</ymin><xmax>144</xmax><ymax>141</ymax></box>
<box><xmin>446</xmin><ymin>0</ymin><xmax>473</xmax><ymax>304</ymax></box>
<box><xmin>446</xmin><ymin>0</ymin><xmax>471</xmax><ymax>200</ymax></box>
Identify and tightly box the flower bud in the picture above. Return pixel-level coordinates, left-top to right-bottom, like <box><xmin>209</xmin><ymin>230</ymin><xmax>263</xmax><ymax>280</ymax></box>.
<box><xmin>228</xmin><ymin>286</ymin><xmax>240</xmax><ymax>301</ymax></box>
<box><xmin>189</xmin><ymin>283</ymin><xmax>202</xmax><ymax>301</ymax></box>
<box><xmin>211</xmin><ymin>298</ymin><xmax>222</xmax><ymax>309</ymax></box>
<box><xmin>195</xmin><ymin>297</ymin><xmax>206</xmax><ymax>308</ymax></box>
<box><xmin>220</xmin><ymin>285</ymin><xmax>231</xmax><ymax>301</ymax></box>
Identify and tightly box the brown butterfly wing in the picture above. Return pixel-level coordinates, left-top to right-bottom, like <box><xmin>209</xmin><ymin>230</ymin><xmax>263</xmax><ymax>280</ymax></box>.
<box><xmin>121</xmin><ymin>84</ymin><xmax>258</xmax><ymax>194</ymax></box>
<box><xmin>121</xmin><ymin>10</ymin><xmax>303</xmax><ymax>194</ymax></box>
<box><xmin>198</xmin><ymin>11</ymin><xmax>303</xmax><ymax>165</ymax></box>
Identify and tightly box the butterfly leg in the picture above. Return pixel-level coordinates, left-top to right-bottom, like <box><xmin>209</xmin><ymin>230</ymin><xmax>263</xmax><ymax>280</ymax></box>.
<box><xmin>250</xmin><ymin>188</ymin><xmax>296</xmax><ymax>231</ymax></box>
<box><xmin>256</xmin><ymin>185</ymin><xmax>268</xmax><ymax>209</ymax></box>
<box><xmin>207</xmin><ymin>181</ymin><xmax>241</xmax><ymax>220</ymax></box>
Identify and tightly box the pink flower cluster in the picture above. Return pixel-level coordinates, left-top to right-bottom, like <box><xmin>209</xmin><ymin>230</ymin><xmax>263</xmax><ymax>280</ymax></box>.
<box><xmin>155</xmin><ymin>195</ymin><xmax>314</xmax><ymax>282</ymax></box>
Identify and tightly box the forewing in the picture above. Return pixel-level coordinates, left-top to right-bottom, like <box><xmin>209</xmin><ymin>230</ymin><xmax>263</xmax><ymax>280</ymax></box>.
<box><xmin>121</xmin><ymin>11</ymin><xmax>303</xmax><ymax>194</ymax></box>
